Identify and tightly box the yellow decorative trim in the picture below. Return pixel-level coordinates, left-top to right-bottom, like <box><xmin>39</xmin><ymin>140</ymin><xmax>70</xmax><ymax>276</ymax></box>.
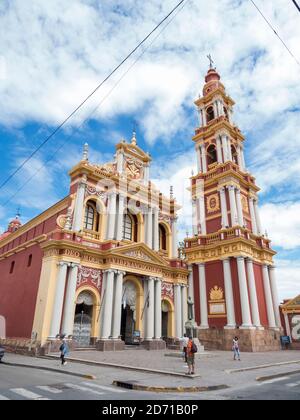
<box><xmin>207</xmin><ymin>194</ymin><xmax>220</xmax><ymax>214</ymax></box>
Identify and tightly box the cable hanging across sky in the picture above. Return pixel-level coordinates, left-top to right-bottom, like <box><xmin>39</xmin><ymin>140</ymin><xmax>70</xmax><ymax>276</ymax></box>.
<box><xmin>0</xmin><ymin>0</ymin><xmax>188</xmax><ymax>193</ymax></box>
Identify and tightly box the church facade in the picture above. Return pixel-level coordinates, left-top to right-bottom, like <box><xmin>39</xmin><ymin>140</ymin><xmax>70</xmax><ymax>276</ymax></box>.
<box><xmin>0</xmin><ymin>133</ymin><xmax>188</xmax><ymax>352</ymax></box>
<box><xmin>184</xmin><ymin>67</ymin><xmax>282</xmax><ymax>351</ymax></box>
<box><xmin>0</xmin><ymin>66</ymin><xmax>282</xmax><ymax>353</ymax></box>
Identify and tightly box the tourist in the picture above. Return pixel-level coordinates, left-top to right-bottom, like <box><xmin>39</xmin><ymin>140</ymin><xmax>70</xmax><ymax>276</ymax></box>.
<box><xmin>232</xmin><ymin>336</ymin><xmax>241</xmax><ymax>361</ymax></box>
<box><xmin>181</xmin><ymin>334</ymin><xmax>189</xmax><ymax>363</ymax></box>
<box><xmin>186</xmin><ymin>336</ymin><xmax>197</xmax><ymax>375</ymax></box>
<box><xmin>59</xmin><ymin>338</ymin><xmax>69</xmax><ymax>366</ymax></box>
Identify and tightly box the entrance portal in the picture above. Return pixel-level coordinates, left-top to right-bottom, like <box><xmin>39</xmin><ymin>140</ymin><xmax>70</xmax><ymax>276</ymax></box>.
<box><xmin>121</xmin><ymin>305</ymin><xmax>135</xmax><ymax>344</ymax></box>
<box><xmin>73</xmin><ymin>291</ymin><xmax>93</xmax><ymax>347</ymax></box>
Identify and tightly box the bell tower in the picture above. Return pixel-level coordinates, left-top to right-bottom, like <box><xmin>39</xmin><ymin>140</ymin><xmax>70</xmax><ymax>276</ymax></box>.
<box><xmin>185</xmin><ymin>63</ymin><xmax>282</xmax><ymax>351</ymax></box>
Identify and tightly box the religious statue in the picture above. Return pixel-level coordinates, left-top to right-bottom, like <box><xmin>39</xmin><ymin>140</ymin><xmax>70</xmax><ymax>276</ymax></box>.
<box><xmin>187</xmin><ymin>296</ymin><xmax>194</xmax><ymax>321</ymax></box>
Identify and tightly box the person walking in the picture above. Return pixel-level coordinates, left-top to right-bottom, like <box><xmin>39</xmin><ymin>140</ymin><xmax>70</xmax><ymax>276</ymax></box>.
<box><xmin>59</xmin><ymin>338</ymin><xmax>69</xmax><ymax>366</ymax></box>
<box><xmin>182</xmin><ymin>334</ymin><xmax>189</xmax><ymax>363</ymax></box>
<box><xmin>232</xmin><ymin>336</ymin><xmax>241</xmax><ymax>361</ymax></box>
<box><xmin>186</xmin><ymin>336</ymin><xmax>197</xmax><ymax>375</ymax></box>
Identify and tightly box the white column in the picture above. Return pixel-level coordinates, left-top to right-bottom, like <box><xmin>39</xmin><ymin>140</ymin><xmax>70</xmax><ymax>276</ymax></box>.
<box><xmin>171</xmin><ymin>217</ymin><xmax>178</xmax><ymax>258</ymax></box>
<box><xmin>254</xmin><ymin>200</ymin><xmax>263</xmax><ymax>235</ymax></box>
<box><xmin>201</xmin><ymin>107</ymin><xmax>207</xmax><ymax>126</ymax></box>
<box><xmin>198</xmin><ymin>263</ymin><xmax>209</xmax><ymax>329</ymax></box>
<box><xmin>181</xmin><ymin>285</ymin><xmax>188</xmax><ymax>334</ymax></box>
<box><xmin>117</xmin><ymin>151</ymin><xmax>124</xmax><ymax>173</ymax></box>
<box><xmin>227</xmin><ymin>137</ymin><xmax>233</xmax><ymax>161</ymax></box>
<box><xmin>269</xmin><ymin>266</ymin><xmax>282</xmax><ymax>328</ymax></box>
<box><xmin>198</xmin><ymin>195</ymin><xmax>207</xmax><ymax>235</ymax></box>
<box><xmin>246</xmin><ymin>259</ymin><xmax>263</xmax><ymax>329</ymax></box>
<box><xmin>146</xmin><ymin>207</ymin><xmax>153</xmax><ymax>249</ymax></box>
<box><xmin>219</xmin><ymin>187</ymin><xmax>229</xmax><ymax>229</ymax></box>
<box><xmin>223</xmin><ymin>258</ymin><xmax>236</xmax><ymax>328</ymax></box>
<box><xmin>236</xmin><ymin>257</ymin><xmax>253</xmax><ymax>328</ymax></box>
<box><xmin>154</xmin><ymin>278</ymin><xmax>162</xmax><ymax>339</ymax></box>
<box><xmin>106</xmin><ymin>192</ymin><xmax>117</xmax><ymax>240</ymax></box>
<box><xmin>218</xmin><ymin>100</ymin><xmax>224</xmax><ymax>116</ymax></box>
<box><xmin>145</xmin><ymin>277</ymin><xmax>155</xmax><ymax>340</ymax></box>
<box><xmin>284</xmin><ymin>313</ymin><xmax>291</xmax><ymax>338</ymax></box>
<box><xmin>112</xmin><ymin>271</ymin><xmax>125</xmax><ymax>339</ymax></box>
<box><xmin>49</xmin><ymin>262</ymin><xmax>68</xmax><ymax>338</ymax></box>
<box><xmin>187</xmin><ymin>265</ymin><xmax>194</xmax><ymax>303</ymax></box>
<box><xmin>72</xmin><ymin>176</ymin><xmax>87</xmax><ymax>231</ymax></box>
<box><xmin>241</xmin><ymin>147</ymin><xmax>246</xmax><ymax>170</ymax></box>
<box><xmin>201</xmin><ymin>144</ymin><xmax>207</xmax><ymax>173</ymax></box>
<box><xmin>192</xmin><ymin>198</ymin><xmax>197</xmax><ymax>235</ymax></box>
<box><xmin>237</xmin><ymin>146</ymin><xmax>243</xmax><ymax>170</ymax></box>
<box><xmin>197</xmin><ymin>107</ymin><xmax>203</xmax><ymax>127</ymax></box>
<box><xmin>249</xmin><ymin>197</ymin><xmax>258</xmax><ymax>235</ymax></box>
<box><xmin>153</xmin><ymin>207</ymin><xmax>159</xmax><ymax>252</ymax></box>
<box><xmin>221</xmin><ymin>135</ymin><xmax>228</xmax><ymax>162</ymax></box>
<box><xmin>213</xmin><ymin>101</ymin><xmax>218</xmax><ymax>118</ymax></box>
<box><xmin>144</xmin><ymin>164</ymin><xmax>150</xmax><ymax>185</ymax></box>
<box><xmin>196</xmin><ymin>146</ymin><xmax>202</xmax><ymax>173</ymax></box>
<box><xmin>262</xmin><ymin>265</ymin><xmax>277</xmax><ymax>329</ymax></box>
<box><xmin>235</xmin><ymin>188</ymin><xmax>244</xmax><ymax>227</ymax></box>
<box><xmin>100</xmin><ymin>270</ymin><xmax>115</xmax><ymax>339</ymax></box>
<box><xmin>228</xmin><ymin>185</ymin><xmax>238</xmax><ymax>226</ymax></box>
<box><xmin>174</xmin><ymin>284</ymin><xmax>182</xmax><ymax>338</ymax></box>
<box><xmin>116</xmin><ymin>194</ymin><xmax>125</xmax><ymax>241</ymax></box>
<box><xmin>216</xmin><ymin>137</ymin><xmax>223</xmax><ymax>164</ymax></box>
<box><xmin>61</xmin><ymin>264</ymin><xmax>79</xmax><ymax>337</ymax></box>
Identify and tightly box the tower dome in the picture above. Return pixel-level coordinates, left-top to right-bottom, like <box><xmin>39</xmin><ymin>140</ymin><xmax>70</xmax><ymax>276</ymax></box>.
<box><xmin>203</xmin><ymin>67</ymin><xmax>225</xmax><ymax>97</ymax></box>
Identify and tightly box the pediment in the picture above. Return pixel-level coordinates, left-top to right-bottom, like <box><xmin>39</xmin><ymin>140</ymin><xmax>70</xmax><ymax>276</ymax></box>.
<box><xmin>282</xmin><ymin>295</ymin><xmax>300</xmax><ymax>308</ymax></box>
<box><xmin>113</xmin><ymin>243</ymin><xmax>168</xmax><ymax>266</ymax></box>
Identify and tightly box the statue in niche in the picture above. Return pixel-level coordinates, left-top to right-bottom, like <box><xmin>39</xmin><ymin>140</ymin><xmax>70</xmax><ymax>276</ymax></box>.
<box><xmin>187</xmin><ymin>296</ymin><xmax>194</xmax><ymax>321</ymax></box>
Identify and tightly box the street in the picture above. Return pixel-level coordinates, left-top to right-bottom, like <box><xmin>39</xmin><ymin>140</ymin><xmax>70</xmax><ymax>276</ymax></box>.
<box><xmin>0</xmin><ymin>362</ymin><xmax>300</xmax><ymax>401</ymax></box>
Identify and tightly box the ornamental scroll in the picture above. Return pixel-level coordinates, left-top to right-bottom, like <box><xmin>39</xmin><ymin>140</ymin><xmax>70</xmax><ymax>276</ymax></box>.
<box><xmin>77</xmin><ymin>266</ymin><xmax>102</xmax><ymax>292</ymax></box>
<box><xmin>161</xmin><ymin>282</ymin><xmax>174</xmax><ymax>302</ymax></box>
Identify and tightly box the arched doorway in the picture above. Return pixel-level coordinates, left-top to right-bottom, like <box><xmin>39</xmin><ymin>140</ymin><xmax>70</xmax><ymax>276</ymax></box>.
<box><xmin>161</xmin><ymin>299</ymin><xmax>174</xmax><ymax>341</ymax></box>
<box><xmin>121</xmin><ymin>281</ymin><xmax>137</xmax><ymax>344</ymax></box>
<box><xmin>73</xmin><ymin>291</ymin><xmax>94</xmax><ymax>347</ymax></box>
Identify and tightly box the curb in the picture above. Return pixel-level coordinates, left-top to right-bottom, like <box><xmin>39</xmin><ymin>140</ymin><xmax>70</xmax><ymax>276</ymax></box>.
<box><xmin>113</xmin><ymin>380</ymin><xmax>229</xmax><ymax>393</ymax></box>
<box><xmin>225</xmin><ymin>360</ymin><xmax>300</xmax><ymax>374</ymax></box>
<box><xmin>42</xmin><ymin>355</ymin><xmax>198</xmax><ymax>378</ymax></box>
<box><xmin>256</xmin><ymin>369</ymin><xmax>300</xmax><ymax>382</ymax></box>
<box><xmin>2</xmin><ymin>361</ymin><xmax>96</xmax><ymax>380</ymax></box>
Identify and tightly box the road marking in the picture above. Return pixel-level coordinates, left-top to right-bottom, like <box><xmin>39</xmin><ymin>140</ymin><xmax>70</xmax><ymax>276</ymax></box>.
<box><xmin>257</xmin><ymin>377</ymin><xmax>290</xmax><ymax>386</ymax></box>
<box><xmin>36</xmin><ymin>385</ymin><xmax>63</xmax><ymax>394</ymax></box>
<box><xmin>64</xmin><ymin>383</ymin><xmax>104</xmax><ymax>396</ymax></box>
<box><xmin>0</xmin><ymin>394</ymin><xmax>10</xmax><ymax>400</ymax></box>
<box><xmin>10</xmin><ymin>388</ymin><xmax>51</xmax><ymax>400</ymax></box>
<box><xmin>81</xmin><ymin>382</ymin><xmax>127</xmax><ymax>393</ymax></box>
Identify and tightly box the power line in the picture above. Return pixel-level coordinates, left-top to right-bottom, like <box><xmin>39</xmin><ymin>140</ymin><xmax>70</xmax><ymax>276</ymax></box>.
<box><xmin>292</xmin><ymin>0</ymin><xmax>300</xmax><ymax>13</ymax></box>
<box><xmin>0</xmin><ymin>0</ymin><xmax>187</xmax><ymax>193</ymax></box>
<box><xmin>1</xmin><ymin>0</ymin><xmax>190</xmax><ymax>208</ymax></box>
<box><xmin>249</xmin><ymin>0</ymin><xmax>300</xmax><ymax>68</ymax></box>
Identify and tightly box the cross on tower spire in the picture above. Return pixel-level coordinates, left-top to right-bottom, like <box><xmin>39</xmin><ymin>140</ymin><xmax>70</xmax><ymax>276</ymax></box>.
<box><xmin>207</xmin><ymin>54</ymin><xmax>215</xmax><ymax>70</ymax></box>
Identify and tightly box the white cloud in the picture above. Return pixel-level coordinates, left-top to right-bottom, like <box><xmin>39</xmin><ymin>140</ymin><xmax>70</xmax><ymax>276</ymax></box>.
<box><xmin>260</xmin><ymin>201</ymin><xmax>300</xmax><ymax>250</ymax></box>
<box><xmin>0</xmin><ymin>0</ymin><xmax>299</xmax><ymax>144</ymax></box>
<box><xmin>275</xmin><ymin>259</ymin><xmax>300</xmax><ymax>301</ymax></box>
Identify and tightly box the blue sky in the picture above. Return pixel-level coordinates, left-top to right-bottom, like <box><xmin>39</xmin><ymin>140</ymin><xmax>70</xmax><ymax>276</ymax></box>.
<box><xmin>0</xmin><ymin>0</ymin><xmax>300</xmax><ymax>300</ymax></box>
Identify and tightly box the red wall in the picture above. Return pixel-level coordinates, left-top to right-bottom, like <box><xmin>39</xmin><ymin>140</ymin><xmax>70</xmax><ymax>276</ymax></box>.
<box><xmin>205</xmin><ymin>260</ymin><xmax>227</xmax><ymax>327</ymax></box>
<box><xmin>206</xmin><ymin>216</ymin><xmax>222</xmax><ymax>234</ymax></box>
<box><xmin>253</xmin><ymin>262</ymin><xmax>269</xmax><ymax>327</ymax></box>
<box><xmin>0</xmin><ymin>245</ymin><xmax>43</xmax><ymax>338</ymax></box>
<box><xmin>230</xmin><ymin>258</ymin><xmax>242</xmax><ymax>326</ymax></box>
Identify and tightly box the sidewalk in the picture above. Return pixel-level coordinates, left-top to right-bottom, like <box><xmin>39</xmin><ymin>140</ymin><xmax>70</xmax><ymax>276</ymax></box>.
<box><xmin>3</xmin><ymin>349</ymin><xmax>300</xmax><ymax>392</ymax></box>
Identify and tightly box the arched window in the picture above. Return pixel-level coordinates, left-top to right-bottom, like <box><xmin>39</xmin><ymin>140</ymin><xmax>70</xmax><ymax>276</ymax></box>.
<box><xmin>123</xmin><ymin>213</ymin><xmax>138</xmax><ymax>241</ymax></box>
<box><xmin>84</xmin><ymin>201</ymin><xmax>99</xmax><ymax>231</ymax></box>
<box><xmin>9</xmin><ymin>261</ymin><xmax>15</xmax><ymax>274</ymax></box>
<box><xmin>231</xmin><ymin>146</ymin><xmax>238</xmax><ymax>165</ymax></box>
<box><xmin>27</xmin><ymin>254</ymin><xmax>32</xmax><ymax>268</ymax></box>
<box><xmin>223</xmin><ymin>107</ymin><xmax>229</xmax><ymax>121</ymax></box>
<box><xmin>207</xmin><ymin>144</ymin><xmax>217</xmax><ymax>166</ymax></box>
<box><xmin>159</xmin><ymin>225</ymin><xmax>167</xmax><ymax>251</ymax></box>
<box><xmin>206</xmin><ymin>106</ymin><xmax>215</xmax><ymax>123</ymax></box>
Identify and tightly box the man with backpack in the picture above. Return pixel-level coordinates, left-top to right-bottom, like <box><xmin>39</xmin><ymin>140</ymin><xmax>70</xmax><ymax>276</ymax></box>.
<box><xmin>186</xmin><ymin>336</ymin><xmax>197</xmax><ymax>375</ymax></box>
